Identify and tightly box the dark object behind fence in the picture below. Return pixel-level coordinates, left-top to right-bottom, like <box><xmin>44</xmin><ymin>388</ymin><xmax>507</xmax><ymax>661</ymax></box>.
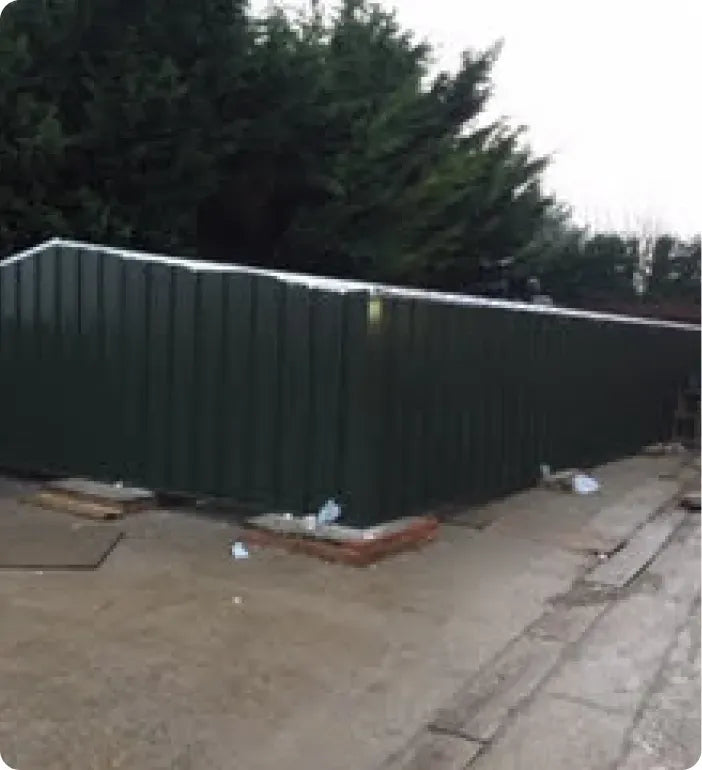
<box><xmin>1</xmin><ymin>240</ymin><xmax>698</xmax><ymax>526</ymax></box>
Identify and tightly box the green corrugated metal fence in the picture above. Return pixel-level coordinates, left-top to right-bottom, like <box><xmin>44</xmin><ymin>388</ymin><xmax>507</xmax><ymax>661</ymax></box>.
<box><xmin>0</xmin><ymin>240</ymin><xmax>699</xmax><ymax>525</ymax></box>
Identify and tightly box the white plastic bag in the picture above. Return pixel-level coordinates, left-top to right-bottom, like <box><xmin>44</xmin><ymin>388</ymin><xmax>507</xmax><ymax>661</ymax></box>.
<box><xmin>316</xmin><ymin>498</ymin><xmax>341</xmax><ymax>525</ymax></box>
<box><xmin>572</xmin><ymin>474</ymin><xmax>600</xmax><ymax>495</ymax></box>
<box><xmin>231</xmin><ymin>541</ymin><xmax>249</xmax><ymax>559</ymax></box>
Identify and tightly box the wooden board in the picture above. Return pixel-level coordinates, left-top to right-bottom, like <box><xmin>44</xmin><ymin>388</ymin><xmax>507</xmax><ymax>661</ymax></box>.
<box><xmin>47</xmin><ymin>477</ymin><xmax>153</xmax><ymax>503</ymax></box>
<box><xmin>26</xmin><ymin>487</ymin><xmax>153</xmax><ymax>520</ymax></box>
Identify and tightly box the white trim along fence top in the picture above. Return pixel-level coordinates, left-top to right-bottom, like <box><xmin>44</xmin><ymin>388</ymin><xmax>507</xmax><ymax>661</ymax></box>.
<box><xmin>2</xmin><ymin>238</ymin><xmax>699</xmax><ymax>332</ymax></box>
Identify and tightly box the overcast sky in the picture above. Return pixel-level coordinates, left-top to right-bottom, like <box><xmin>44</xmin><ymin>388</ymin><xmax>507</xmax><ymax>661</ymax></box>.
<box><xmin>392</xmin><ymin>0</ymin><xmax>700</xmax><ymax>237</ymax></box>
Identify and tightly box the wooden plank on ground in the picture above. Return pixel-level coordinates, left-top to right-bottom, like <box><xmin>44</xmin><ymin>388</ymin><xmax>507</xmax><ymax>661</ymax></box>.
<box><xmin>26</xmin><ymin>479</ymin><xmax>155</xmax><ymax>520</ymax></box>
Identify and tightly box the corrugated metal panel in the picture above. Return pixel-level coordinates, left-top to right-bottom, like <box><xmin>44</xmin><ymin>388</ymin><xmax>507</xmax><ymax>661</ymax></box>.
<box><xmin>0</xmin><ymin>241</ymin><xmax>698</xmax><ymax>526</ymax></box>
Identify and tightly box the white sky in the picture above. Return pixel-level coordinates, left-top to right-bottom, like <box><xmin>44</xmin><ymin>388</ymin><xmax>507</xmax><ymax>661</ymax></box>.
<box><xmin>2</xmin><ymin>0</ymin><xmax>699</xmax><ymax>236</ymax></box>
<box><xmin>391</xmin><ymin>0</ymin><xmax>701</xmax><ymax>237</ymax></box>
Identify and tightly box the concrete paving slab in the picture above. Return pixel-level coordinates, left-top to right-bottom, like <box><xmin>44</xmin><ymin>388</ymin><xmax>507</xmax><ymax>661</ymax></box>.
<box><xmin>586</xmin><ymin>511</ymin><xmax>685</xmax><ymax>588</ymax></box>
<box><xmin>470</xmin><ymin>693</ymin><xmax>630</xmax><ymax>770</ymax></box>
<box><xmin>617</xmin><ymin>602</ymin><xmax>700</xmax><ymax>770</ymax></box>
<box><xmin>545</xmin><ymin>594</ymin><xmax>683</xmax><ymax>715</ymax></box>
<box><xmin>430</xmin><ymin>635</ymin><xmax>562</xmax><ymax>742</ymax></box>
<box><xmin>545</xmin><ymin>523</ymin><xmax>700</xmax><ymax>715</ymax></box>
<box><xmin>381</xmin><ymin>729</ymin><xmax>480</xmax><ymax>770</ymax></box>
<box><xmin>588</xmin><ymin>479</ymin><xmax>679</xmax><ymax>543</ymax></box>
<box><xmin>645</xmin><ymin>519</ymin><xmax>701</xmax><ymax>603</ymax></box>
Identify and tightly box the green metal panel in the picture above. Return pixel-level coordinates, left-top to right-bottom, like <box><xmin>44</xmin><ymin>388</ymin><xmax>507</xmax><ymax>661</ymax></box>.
<box><xmin>249</xmin><ymin>275</ymin><xmax>280</xmax><ymax>505</ymax></box>
<box><xmin>306</xmin><ymin>290</ymin><xmax>344</xmax><ymax>510</ymax></box>
<box><xmin>0</xmin><ymin>262</ymin><xmax>18</xmax><ymax>469</ymax></box>
<box><xmin>220</xmin><ymin>270</ymin><xmax>255</xmax><ymax>500</ymax></box>
<box><xmin>56</xmin><ymin>245</ymin><xmax>80</xmax><ymax>473</ymax></box>
<box><xmin>144</xmin><ymin>263</ymin><xmax>175</xmax><ymax>489</ymax></box>
<box><xmin>461</xmin><ymin>307</ymin><xmax>488</xmax><ymax>505</ymax></box>
<box><xmin>277</xmin><ymin>282</ymin><xmax>312</xmax><ymax>512</ymax></box>
<box><xmin>101</xmin><ymin>250</ymin><xmax>127</xmax><ymax>479</ymax></box>
<box><xmin>336</xmin><ymin>291</ymin><xmax>373</xmax><ymax>518</ymax></box>
<box><xmin>76</xmin><ymin>247</ymin><xmax>102</xmax><ymax>478</ymax></box>
<box><xmin>193</xmin><ymin>271</ymin><xmax>226</xmax><ymax>495</ymax></box>
<box><xmin>121</xmin><ymin>259</ymin><xmax>150</xmax><ymax>483</ymax></box>
<box><xmin>400</xmin><ymin>299</ymin><xmax>426</xmax><ymax>511</ymax></box>
<box><xmin>0</xmin><ymin>240</ymin><xmax>699</xmax><ymax>526</ymax></box>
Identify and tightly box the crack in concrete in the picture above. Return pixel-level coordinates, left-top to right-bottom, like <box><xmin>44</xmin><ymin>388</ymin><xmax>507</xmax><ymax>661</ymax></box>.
<box><xmin>548</xmin><ymin>691</ymin><xmax>628</xmax><ymax>717</ymax></box>
<box><xmin>427</xmin><ymin>722</ymin><xmax>489</xmax><ymax>745</ymax></box>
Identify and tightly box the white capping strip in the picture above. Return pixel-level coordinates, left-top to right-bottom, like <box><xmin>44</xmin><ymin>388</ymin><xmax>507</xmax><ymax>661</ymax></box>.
<box><xmin>0</xmin><ymin>239</ymin><xmax>58</xmax><ymax>267</ymax></box>
<box><xmin>1</xmin><ymin>237</ymin><xmax>700</xmax><ymax>332</ymax></box>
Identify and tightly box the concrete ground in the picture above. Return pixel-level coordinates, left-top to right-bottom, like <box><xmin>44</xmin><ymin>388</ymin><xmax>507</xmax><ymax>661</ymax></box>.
<box><xmin>0</xmin><ymin>454</ymin><xmax>698</xmax><ymax>770</ymax></box>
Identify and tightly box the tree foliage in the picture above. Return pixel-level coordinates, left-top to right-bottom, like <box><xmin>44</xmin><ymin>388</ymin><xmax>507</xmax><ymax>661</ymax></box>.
<box><xmin>648</xmin><ymin>234</ymin><xmax>700</xmax><ymax>304</ymax></box>
<box><xmin>522</xmin><ymin>220</ymin><xmax>699</xmax><ymax>315</ymax></box>
<box><xmin>0</xmin><ymin>0</ymin><xmax>555</xmax><ymax>288</ymax></box>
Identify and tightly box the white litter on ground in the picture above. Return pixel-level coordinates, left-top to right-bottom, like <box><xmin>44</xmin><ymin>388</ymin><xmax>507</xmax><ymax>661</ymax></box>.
<box><xmin>231</xmin><ymin>542</ymin><xmax>249</xmax><ymax>560</ymax></box>
<box><xmin>316</xmin><ymin>499</ymin><xmax>341</xmax><ymax>525</ymax></box>
<box><xmin>572</xmin><ymin>474</ymin><xmax>600</xmax><ymax>495</ymax></box>
<box><xmin>540</xmin><ymin>463</ymin><xmax>600</xmax><ymax>495</ymax></box>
